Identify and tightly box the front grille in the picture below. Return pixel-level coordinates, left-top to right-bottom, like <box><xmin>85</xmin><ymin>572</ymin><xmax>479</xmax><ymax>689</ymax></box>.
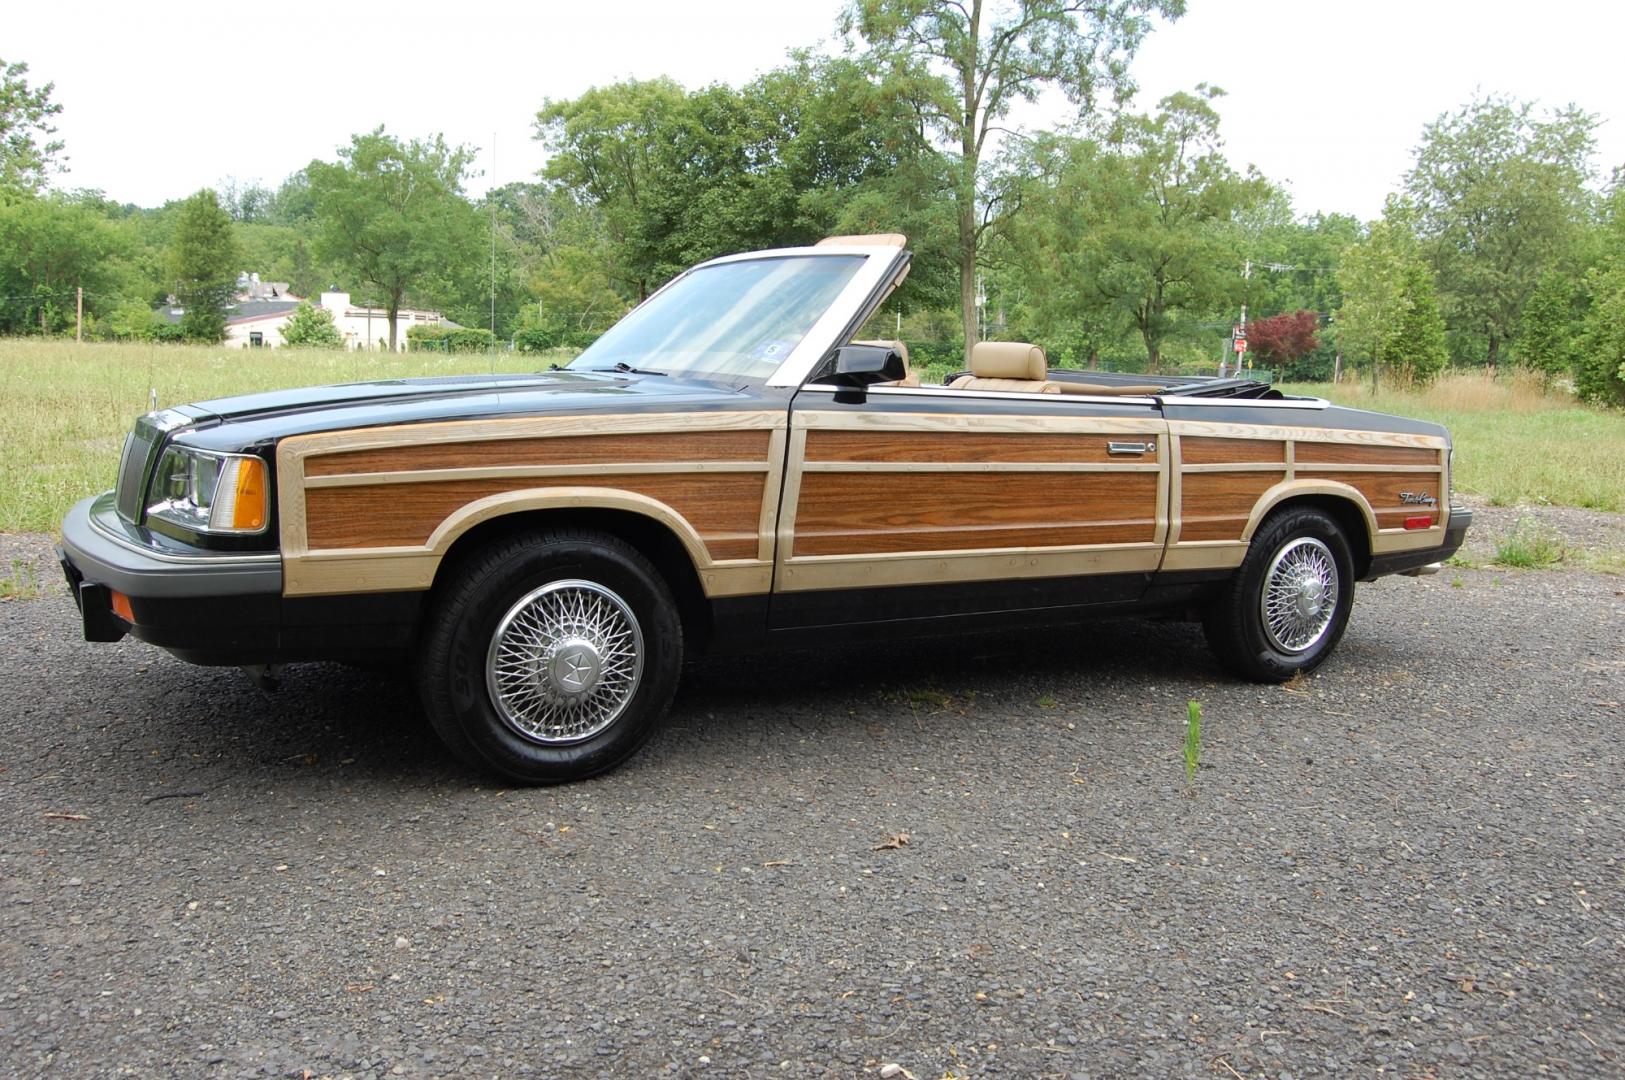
<box><xmin>113</xmin><ymin>409</ymin><xmax>190</xmax><ymax>524</ymax></box>
<box><xmin>113</xmin><ymin>432</ymin><xmax>147</xmax><ymax>523</ymax></box>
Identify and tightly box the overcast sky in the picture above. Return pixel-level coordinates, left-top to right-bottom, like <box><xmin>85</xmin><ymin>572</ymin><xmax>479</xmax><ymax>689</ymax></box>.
<box><xmin>9</xmin><ymin>0</ymin><xmax>1622</xmax><ymax>220</ymax></box>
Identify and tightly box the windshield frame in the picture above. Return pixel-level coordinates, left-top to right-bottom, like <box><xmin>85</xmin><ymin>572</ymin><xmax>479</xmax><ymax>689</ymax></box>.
<box><xmin>569</xmin><ymin>243</ymin><xmax>908</xmax><ymax>389</ymax></box>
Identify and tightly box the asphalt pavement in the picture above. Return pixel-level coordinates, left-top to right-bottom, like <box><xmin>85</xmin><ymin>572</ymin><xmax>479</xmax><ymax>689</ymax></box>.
<box><xmin>2</xmin><ymin>546</ymin><xmax>1622</xmax><ymax>1079</ymax></box>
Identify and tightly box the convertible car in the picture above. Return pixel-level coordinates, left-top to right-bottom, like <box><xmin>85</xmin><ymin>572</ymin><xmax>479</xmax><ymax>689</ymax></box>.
<box><xmin>59</xmin><ymin>234</ymin><xmax>1469</xmax><ymax>782</ymax></box>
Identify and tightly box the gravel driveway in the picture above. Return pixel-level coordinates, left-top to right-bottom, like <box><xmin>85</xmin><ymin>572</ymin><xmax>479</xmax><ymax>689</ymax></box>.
<box><xmin>2</xmin><ymin>534</ymin><xmax>1622</xmax><ymax>1079</ymax></box>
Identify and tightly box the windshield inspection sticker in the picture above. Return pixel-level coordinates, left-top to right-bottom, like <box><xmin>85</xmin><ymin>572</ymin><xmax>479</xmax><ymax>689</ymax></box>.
<box><xmin>748</xmin><ymin>339</ymin><xmax>795</xmax><ymax>362</ymax></box>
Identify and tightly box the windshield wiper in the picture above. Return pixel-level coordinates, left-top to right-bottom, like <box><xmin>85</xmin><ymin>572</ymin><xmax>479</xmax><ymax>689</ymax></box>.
<box><xmin>586</xmin><ymin>362</ymin><xmax>667</xmax><ymax>377</ymax></box>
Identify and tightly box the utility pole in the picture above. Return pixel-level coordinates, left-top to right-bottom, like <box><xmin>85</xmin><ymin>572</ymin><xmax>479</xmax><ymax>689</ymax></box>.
<box><xmin>75</xmin><ymin>286</ymin><xmax>83</xmax><ymax>343</ymax></box>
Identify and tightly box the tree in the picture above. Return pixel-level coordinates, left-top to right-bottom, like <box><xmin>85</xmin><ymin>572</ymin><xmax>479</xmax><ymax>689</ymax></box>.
<box><xmin>1005</xmin><ymin>88</ymin><xmax>1268</xmax><ymax>370</ymax></box>
<box><xmin>845</xmin><ymin>0</ymin><xmax>1184</xmax><ymax>362</ymax></box>
<box><xmin>279</xmin><ymin>302</ymin><xmax>343</xmax><ymax>348</ymax></box>
<box><xmin>306</xmin><ymin>127</ymin><xmax>483</xmax><ymax>351</ymax></box>
<box><xmin>1248</xmin><ymin>310</ymin><xmax>1319</xmax><ymax>381</ymax></box>
<box><xmin>0</xmin><ymin>194</ymin><xmax>123</xmax><ymax>333</ymax></box>
<box><xmin>1383</xmin><ymin>263</ymin><xmax>1449</xmax><ymax>384</ymax></box>
<box><xmin>1334</xmin><ymin>212</ymin><xmax>1413</xmax><ymax>391</ymax></box>
<box><xmin>1</xmin><ymin>58</ymin><xmax>65</xmax><ymax>195</ymax></box>
<box><xmin>535</xmin><ymin>57</ymin><xmax>948</xmax><ymax>305</ymax></box>
<box><xmin>168</xmin><ymin>189</ymin><xmax>241</xmax><ymax>342</ymax></box>
<box><xmin>1403</xmin><ymin>95</ymin><xmax>1597</xmax><ymax>370</ymax></box>
<box><xmin>1517</xmin><ymin>271</ymin><xmax>1580</xmax><ymax>381</ymax></box>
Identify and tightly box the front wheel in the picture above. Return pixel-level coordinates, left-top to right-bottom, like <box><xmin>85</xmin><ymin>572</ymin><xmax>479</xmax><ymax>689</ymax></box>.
<box><xmin>1203</xmin><ymin>507</ymin><xmax>1355</xmax><ymax>682</ymax></box>
<box><xmin>417</xmin><ymin>530</ymin><xmax>683</xmax><ymax>783</ymax></box>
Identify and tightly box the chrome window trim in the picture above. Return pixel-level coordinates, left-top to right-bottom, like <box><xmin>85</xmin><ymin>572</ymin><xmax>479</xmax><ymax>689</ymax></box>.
<box><xmin>805</xmin><ymin>383</ymin><xmax>1162</xmax><ymax>407</ymax></box>
<box><xmin>1158</xmin><ymin>394</ymin><xmax>1330</xmax><ymax>409</ymax></box>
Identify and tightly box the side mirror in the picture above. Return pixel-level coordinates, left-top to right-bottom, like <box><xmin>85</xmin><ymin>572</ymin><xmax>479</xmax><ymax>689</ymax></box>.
<box><xmin>830</xmin><ymin>344</ymin><xmax>905</xmax><ymax>388</ymax></box>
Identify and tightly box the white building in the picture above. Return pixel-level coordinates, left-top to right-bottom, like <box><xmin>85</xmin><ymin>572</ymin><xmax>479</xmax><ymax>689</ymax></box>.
<box><xmin>163</xmin><ymin>273</ymin><xmax>458</xmax><ymax>350</ymax></box>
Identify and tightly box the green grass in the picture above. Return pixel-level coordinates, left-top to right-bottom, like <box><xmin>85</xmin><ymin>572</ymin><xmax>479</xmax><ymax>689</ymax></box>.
<box><xmin>0</xmin><ymin>557</ymin><xmax>42</xmax><ymax>599</ymax></box>
<box><xmin>0</xmin><ymin>339</ymin><xmax>568</xmax><ymax>533</ymax></box>
<box><xmin>1491</xmin><ymin>517</ymin><xmax>1568</xmax><ymax>569</ymax></box>
<box><xmin>1183</xmin><ymin>699</ymin><xmax>1202</xmax><ymax>784</ymax></box>
<box><xmin>1283</xmin><ymin>371</ymin><xmax>1625</xmax><ymax>513</ymax></box>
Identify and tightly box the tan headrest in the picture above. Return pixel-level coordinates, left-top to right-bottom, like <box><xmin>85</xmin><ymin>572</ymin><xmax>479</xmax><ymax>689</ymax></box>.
<box><xmin>970</xmin><ymin>341</ymin><xmax>1047</xmax><ymax>381</ymax></box>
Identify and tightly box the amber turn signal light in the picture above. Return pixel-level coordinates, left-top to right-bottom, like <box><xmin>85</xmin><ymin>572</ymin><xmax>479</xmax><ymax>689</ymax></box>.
<box><xmin>229</xmin><ymin>457</ymin><xmax>267</xmax><ymax>531</ymax></box>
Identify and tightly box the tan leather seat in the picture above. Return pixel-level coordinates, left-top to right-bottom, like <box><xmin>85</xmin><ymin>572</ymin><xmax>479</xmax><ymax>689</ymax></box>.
<box><xmin>852</xmin><ymin>339</ymin><xmax>919</xmax><ymax>387</ymax></box>
<box><xmin>949</xmin><ymin>341</ymin><xmax>1058</xmax><ymax>394</ymax></box>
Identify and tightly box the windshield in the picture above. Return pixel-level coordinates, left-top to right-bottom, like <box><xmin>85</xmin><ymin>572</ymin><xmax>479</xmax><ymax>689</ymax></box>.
<box><xmin>568</xmin><ymin>255</ymin><xmax>866</xmax><ymax>381</ymax></box>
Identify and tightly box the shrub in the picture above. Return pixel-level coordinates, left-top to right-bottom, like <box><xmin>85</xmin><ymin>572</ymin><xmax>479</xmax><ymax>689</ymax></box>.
<box><xmin>279</xmin><ymin>303</ymin><xmax>344</xmax><ymax>349</ymax></box>
<box><xmin>409</xmin><ymin>325</ymin><xmax>497</xmax><ymax>353</ymax></box>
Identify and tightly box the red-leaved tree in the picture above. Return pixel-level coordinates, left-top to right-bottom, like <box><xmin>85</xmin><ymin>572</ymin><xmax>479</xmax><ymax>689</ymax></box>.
<box><xmin>1247</xmin><ymin>310</ymin><xmax>1321</xmax><ymax>380</ymax></box>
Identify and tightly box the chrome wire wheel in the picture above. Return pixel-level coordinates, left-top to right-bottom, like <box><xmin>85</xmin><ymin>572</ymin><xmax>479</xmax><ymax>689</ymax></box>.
<box><xmin>485</xmin><ymin>579</ymin><xmax>645</xmax><ymax>746</ymax></box>
<box><xmin>1259</xmin><ymin>537</ymin><xmax>1341</xmax><ymax>654</ymax></box>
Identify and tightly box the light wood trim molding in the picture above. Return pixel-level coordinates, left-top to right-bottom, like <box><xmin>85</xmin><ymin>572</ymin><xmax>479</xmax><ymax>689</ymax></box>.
<box><xmin>800</xmin><ymin>460</ymin><xmax>1162</xmax><ymax>474</ymax></box>
<box><xmin>283</xmin><ymin>410</ymin><xmax>785</xmax><ymax>460</ymax></box>
<box><xmin>1159</xmin><ymin>542</ymin><xmax>1247</xmax><ymax>572</ymax></box>
<box><xmin>305</xmin><ymin>460</ymin><xmax>771</xmax><ymax>489</ymax></box>
<box><xmin>1239</xmin><ymin>478</ymin><xmax>1380</xmax><ymax>549</ymax></box>
<box><xmin>1180</xmin><ymin>461</ymin><xmax>1301</xmax><ymax>474</ymax></box>
<box><xmin>1169</xmin><ymin>419</ymin><xmax>1447</xmax><ymax>450</ymax></box>
<box><xmin>796</xmin><ymin>409</ymin><xmax>1166</xmax><ymax>436</ymax></box>
<box><xmin>777</xmin><ymin>542</ymin><xmax>1164</xmax><ymax>592</ymax></box>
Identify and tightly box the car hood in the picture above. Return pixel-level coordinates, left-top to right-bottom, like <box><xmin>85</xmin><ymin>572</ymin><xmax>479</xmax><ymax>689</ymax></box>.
<box><xmin>171</xmin><ymin>369</ymin><xmax>779</xmax><ymax>453</ymax></box>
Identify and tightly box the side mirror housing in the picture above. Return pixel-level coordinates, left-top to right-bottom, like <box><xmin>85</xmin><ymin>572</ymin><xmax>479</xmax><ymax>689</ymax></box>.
<box><xmin>829</xmin><ymin>344</ymin><xmax>905</xmax><ymax>388</ymax></box>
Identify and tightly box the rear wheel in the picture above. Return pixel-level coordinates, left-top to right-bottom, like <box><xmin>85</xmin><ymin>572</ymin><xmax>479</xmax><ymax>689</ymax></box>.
<box><xmin>1203</xmin><ymin>506</ymin><xmax>1355</xmax><ymax>682</ymax></box>
<box><xmin>417</xmin><ymin>529</ymin><xmax>682</xmax><ymax>783</ymax></box>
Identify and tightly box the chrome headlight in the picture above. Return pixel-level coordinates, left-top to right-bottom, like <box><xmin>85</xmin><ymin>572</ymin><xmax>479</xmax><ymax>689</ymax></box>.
<box><xmin>146</xmin><ymin>446</ymin><xmax>270</xmax><ymax>534</ymax></box>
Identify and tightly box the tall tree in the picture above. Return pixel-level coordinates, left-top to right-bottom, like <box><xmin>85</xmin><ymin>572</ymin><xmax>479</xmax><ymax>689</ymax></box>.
<box><xmin>168</xmin><ymin>189</ymin><xmax>240</xmax><ymax>343</ymax></box>
<box><xmin>1006</xmin><ymin>88</ymin><xmax>1267</xmax><ymax>370</ymax></box>
<box><xmin>0</xmin><ymin>194</ymin><xmax>123</xmax><ymax>333</ymax></box>
<box><xmin>1403</xmin><ymin>95</ymin><xmax>1597</xmax><ymax>370</ymax></box>
<box><xmin>845</xmin><ymin>0</ymin><xmax>1184</xmax><ymax>362</ymax></box>
<box><xmin>0</xmin><ymin>58</ymin><xmax>65</xmax><ymax>195</ymax></box>
<box><xmin>536</xmin><ymin>57</ymin><xmax>946</xmax><ymax>304</ymax></box>
<box><xmin>1334</xmin><ymin>211</ymin><xmax>1414</xmax><ymax>391</ymax></box>
<box><xmin>306</xmin><ymin>127</ymin><xmax>482</xmax><ymax>350</ymax></box>
<box><xmin>1383</xmin><ymin>262</ymin><xmax>1449</xmax><ymax>384</ymax></box>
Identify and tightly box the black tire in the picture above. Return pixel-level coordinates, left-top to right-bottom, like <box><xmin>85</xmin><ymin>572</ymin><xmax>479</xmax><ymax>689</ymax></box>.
<box><xmin>417</xmin><ymin>529</ymin><xmax>682</xmax><ymax>783</ymax></box>
<box><xmin>1202</xmin><ymin>506</ymin><xmax>1355</xmax><ymax>683</ymax></box>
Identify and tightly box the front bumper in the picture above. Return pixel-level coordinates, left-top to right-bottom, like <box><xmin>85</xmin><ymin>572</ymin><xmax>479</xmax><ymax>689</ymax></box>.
<box><xmin>57</xmin><ymin>493</ymin><xmax>419</xmax><ymax>665</ymax></box>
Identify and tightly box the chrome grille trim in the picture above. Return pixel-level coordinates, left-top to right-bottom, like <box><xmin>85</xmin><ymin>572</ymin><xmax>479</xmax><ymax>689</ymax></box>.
<box><xmin>113</xmin><ymin>409</ymin><xmax>193</xmax><ymax>525</ymax></box>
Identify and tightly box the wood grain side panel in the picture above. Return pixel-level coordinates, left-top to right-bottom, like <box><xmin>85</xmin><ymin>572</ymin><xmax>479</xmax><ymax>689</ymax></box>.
<box><xmin>792</xmin><ymin>472</ymin><xmax>1158</xmax><ymax>556</ymax></box>
<box><xmin>1296</xmin><ymin>469</ymin><xmax>1443</xmax><ymax>529</ymax></box>
<box><xmin>1294</xmin><ymin>442</ymin><xmax>1439</xmax><ymax>467</ymax></box>
<box><xmin>804</xmin><ymin>430</ymin><xmax>1140</xmax><ymax>464</ymax></box>
<box><xmin>1178</xmin><ymin>471</ymin><xmax>1288</xmax><ymax>541</ymax></box>
<box><xmin>305</xmin><ymin>473</ymin><xmax>766</xmax><ymax>558</ymax></box>
<box><xmin>1180</xmin><ymin>437</ymin><xmax>1284</xmax><ymax>464</ymax></box>
<box><xmin>305</xmin><ymin>430</ymin><xmax>771</xmax><ymax>477</ymax></box>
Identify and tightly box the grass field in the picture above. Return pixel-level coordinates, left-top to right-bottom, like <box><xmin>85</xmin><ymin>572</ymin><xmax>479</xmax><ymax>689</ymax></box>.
<box><xmin>0</xmin><ymin>339</ymin><xmax>557</xmax><ymax>533</ymax></box>
<box><xmin>1</xmin><ymin>340</ymin><xmax>1620</xmax><ymax>534</ymax></box>
<box><xmin>1284</xmin><ymin>371</ymin><xmax>1625</xmax><ymax>513</ymax></box>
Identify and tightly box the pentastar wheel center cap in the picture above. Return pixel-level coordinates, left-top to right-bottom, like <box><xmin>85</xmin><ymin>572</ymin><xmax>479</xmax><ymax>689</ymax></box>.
<box><xmin>544</xmin><ymin>638</ymin><xmax>602</xmax><ymax>696</ymax></box>
<box><xmin>1295</xmin><ymin>575</ymin><xmax>1323</xmax><ymax>620</ymax></box>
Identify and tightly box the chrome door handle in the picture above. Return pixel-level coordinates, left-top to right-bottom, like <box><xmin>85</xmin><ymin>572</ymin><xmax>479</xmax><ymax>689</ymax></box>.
<box><xmin>1108</xmin><ymin>440</ymin><xmax>1155</xmax><ymax>455</ymax></box>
